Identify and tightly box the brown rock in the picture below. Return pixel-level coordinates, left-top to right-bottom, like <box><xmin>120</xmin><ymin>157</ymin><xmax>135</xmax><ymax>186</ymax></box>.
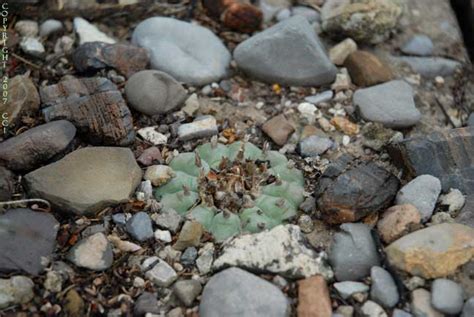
<box><xmin>203</xmin><ymin>0</ymin><xmax>262</xmax><ymax>33</ymax></box>
<box><xmin>301</xmin><ymin>125</ymin><xmax>320</xmax><ymax>139</ymax></box>
<box><xmin>297</xmin><ymin>275</ymin><xmax>332</xmax><ymax>317</ymax></box>
<box><xmin>377</xmin><ymin>204</ymin><xmax>421</xmax><ymax>244</ymax></box>
<box><xmin>173</xmin><ymin>221</ymin><xmax>203</xmax><ymax>251</ymax></box>
<box><xmin>262</xmin><ymin>114</ymin><xmax>295</xmax><ymax>146</ymax></box>
<box><xmin>40</xmin><ymin>77</ymin><xmax>135</xmax><ymax>146</ymax></box>
<box><xmin>0</xmin><ymin>120</ymin><xmax>76</xmax><ymax>171</ymax></box>
<box><xmin>344</xmin><ymin>51</ymin><xmax>393</xmax><ymax>87</ymax></box>
<box><xmin>64</xmin><ymin>289</ymin><xmax>84</xmax><ymax>317</ymax></box>
<box><xmin>1</xmin><ymin>74</ymin><xmax>40</xmax><ymax>127</ymax></box>
<box><xmin>330</xmin><ymin>117</ymin><xmax>360</xmax><ymax>136</ymax></box>
<box><xmin>386</xmin><ymin>223</ymin><xmax>474</xmax><ymax>278</ymax></box>
<box><xmin>315</xmin><ymin>154</ymin><xmax>399</xmax><ymax>224</ymax></box>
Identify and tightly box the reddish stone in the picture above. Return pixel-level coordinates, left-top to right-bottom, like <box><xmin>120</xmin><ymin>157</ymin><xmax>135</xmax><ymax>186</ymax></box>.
<box><xmin>262</xmin><ymin>114</ymin><xmax>295</xmax><ymax>146</ymax></box>
<box><xmin>137</xmin><ymin>147</ymin><xmax>162</xmax><ymax>166</ymax></box>
<box><xmin>297</xmin><ymin>275</ymin><xmax>332</xmax><ymax>317</ymax></box>
<box><xmin>203</xmin><ymin>0</ymin><xmax>262</xmax><ymax>33</ymax></box>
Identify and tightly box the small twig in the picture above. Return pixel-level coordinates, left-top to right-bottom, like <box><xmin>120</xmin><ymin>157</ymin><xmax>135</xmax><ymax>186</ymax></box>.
<box><xmin>11</xmin><ymin>53</ymin><xmax>41</xmax><ymax>69</ymax></box>
<box><xmin>435</xmin><ymin>95</ymin><xmax>457</xmax><ymax>128</ymax></box>
<box><xmin>0</xmin><ymin>198</ymin><xmax>51</xmax><ymax>211</ymax></box>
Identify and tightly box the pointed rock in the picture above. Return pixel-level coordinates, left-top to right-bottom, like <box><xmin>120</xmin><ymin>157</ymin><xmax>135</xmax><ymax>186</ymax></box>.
<box><xmin>234</xmin><ymin>16</ymin><xmax>336</xmax><ymax>86</ymax></box>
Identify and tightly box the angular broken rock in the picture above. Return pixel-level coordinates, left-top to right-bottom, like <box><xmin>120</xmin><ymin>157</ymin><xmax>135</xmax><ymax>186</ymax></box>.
<box><xmin>72</xmin><ymin>42</ymin><xmax>149</xmax><ymax>77</ymax></box>
<box><xmin>0</xmin><ymin>209</ymin><xmax>59</xmax><ymax>275</ymax></box>
<box><xmin>389</xmin><ymin>127</ymin><xmax>474</xmax><ymax>194</ymax></box>
<box><xmin>24</xmin><ymin>147</ymin><xmax>142</xmax><ymax>215</ymax></box>
<box><xmin>213</xmin><ymin>224</ymin><xmax>333</xmax><ymax>279</ymax></box>
<box><xmin>40</xmin><ymin>77</ymin><xmax>135</xmax><ymax>146</ymax></box>
<box><xmin>67</xmin><ymin>232</ymin><xmax>114</xmax><ymax>271</ymax></box>
<box><xmin>0</xmin><ymin>120</ymin><xmax>76</xmax><ymax>172</ymax></box>
<box><xmin>385</xmin><ymin>223</ymin><xmax>474</xmax><ymax>278</ymax></box>
<box><xmin>315</xmin><ymin>154</ymin><xmax>399</xmax><ymax>224</ymax></box>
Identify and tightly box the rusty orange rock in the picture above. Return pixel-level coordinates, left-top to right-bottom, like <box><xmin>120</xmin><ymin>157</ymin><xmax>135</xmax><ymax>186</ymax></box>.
<box><xmin>377</xmin><ymin>204</ymin><xmax>421</xmax><ymax>244</ymax></box>
<box><xmin>330</xmin><ymin>117</ymin><xmax>360</xmax><ymax>135</ymax></box>
<box><xmin>386</xmin><ymin>223</ymin><xmax>474</xmax><ymax>279</ymax></box>
<box><xmin>203</xmin><ymin>0</ymin><xmax>262</xmax><ymax>33</ymax></box>
<box><xmin>297</xmin><ymin>275</ymin><xmax>332</xmax><ymax>317</ymax></box>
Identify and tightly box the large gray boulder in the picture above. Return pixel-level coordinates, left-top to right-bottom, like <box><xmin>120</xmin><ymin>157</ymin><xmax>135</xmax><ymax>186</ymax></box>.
<box><xmin>24</xmin><ymin>147</ymin><xmax>142</xmax><ymax>215</ymax></box>
<box><xmin>132</xmin><ymin>17</ymin><xmax>231</xmax><ymax>86</ymax></box>
<box><xmin>199</xmin><ymin>267</ymin><xmax>290</xmax><ymax>317</ymax></box>
<box><xmin>234</xmin><ymin>16</ymin><xmax>336</xmax><ymax>86</ymax></box>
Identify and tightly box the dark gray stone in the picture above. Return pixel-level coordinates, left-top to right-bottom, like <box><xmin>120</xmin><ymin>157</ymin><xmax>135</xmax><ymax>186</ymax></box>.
<box><xmin>234</xmin><ymin>16</ymin><xmax>336</xmax><ymax>86</ymax></box>
<box><xmin>0</xmin><ymin>120</ymin><xmax>76</xmax><ymax>172</ymax></box>
<box><xmin>329</xmin><ymin>223</ymin><xmax>381</xmax><ymax>281</ymax></box>
<box><xmin>395</xmin><ymin>56</ymin><xmax>461</xmax><ymax>77</ymax></box>
<box><xmin>199</xmin><ymin>267</ymin><xmax>290</xmax><ymax>317</ymax></box>
<box><xmin>126</xmin><ymin>212</ymin><xmax>154</xmax><ymax>241</ymax></box>
<box><xmin>0</xmin><ymin>209</ymin><xmax>59</xmax><ymax>275</ymax></box>
<box><xmin>0</xmin><ymin>167</ymin><xmax>15</xmax><ymax>201</ymax></box>
<box><xmin>134</xmin><ymin>292</ymin><xmax>161</xmax><ymax>316</ymax></box>
<box><xmin>181</xmin><ymin>247</ymin><xmax>198</xmax><ymax>267</ymax></box>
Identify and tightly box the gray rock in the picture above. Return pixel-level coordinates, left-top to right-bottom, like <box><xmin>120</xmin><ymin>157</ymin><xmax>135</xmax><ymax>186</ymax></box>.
<box><xmin>361</xmin><ymin>300</ymin><xmax>387</xmax><ymax>317</ymax></box>
<box><xmin>181</xmin><ymin>247</ymin><xmax>198</xmax><ymax>267</ymax></box>
<box><xmin>213</xmin><ymin>225</ymin><xmax>333</xmax><ymax>279</ymax></box>
<box><xmin>196</xmin><ymin>243</ymin><xmax>214</xmax><ymax>275</ymax></box>
<box><xmin>298</xmin><ymin>135</ymin><xmax>333</xmax><ymax>157</ymax></box>
<box><xmin>144</xmin><ymin>259</ymin><xmax>178</xmax><ymax>287</ymax></box>
<box><xmin>112</xmin><ymin>213</ymin><xmax>127</xmax><ymax>226</ymax></box>
<box><xmin>0</xmin><ymin>167</ymin><xmax>15</xmax><ymax>201</ymax></box>
<box><xmin>173</xmin><ymin>279</ymin><xmax>202</xmax><ymax>307</ymax></box>
<box><xmin>0</xmin><ymin>276</ymin><xmax>35</xmax><ymax>309</ymax></box>
<box><xmin>67</xmin><ymin>233</ymin><xmax>113</xmax><ymax>271</ymax></box>
<box><xmin>125</xmin><ymin>70</ymin><xmax>187</xmax><ymax>115</ymax></box>
<box><xmin>370</xmin><ymin>266</ymin><xmax>399</xmax><ymax>308</ymax></box>
<box><xmin>134</xmin><ymin>292</ymin><xmax>161</xmax><ymax>316</ymax></box>
<box><xmin>126</xmin><ymin>212</ymin><xmax>154</xmax><ymax>241</ymax></box>
<box><xmin>81</xmin><ymin>224</ymin><xmax>107</xmax><ymax>238</ymax></box>
<box><xmin>39</xmin><ymin>19</ymin><xmax>63</xmax><ymax>37</ymax></box>
<box><xmin>411</xmin><ymin>288</ymin><xmax>443</xmax><ymax>317</ymax></box>
<box><xmin>151</xmin><ymin>208</ymin><xmax>183</xmax><ymax>233</ymax></box>
<box><xmin>178</xmin><ymin>116</ymin><xmax>218</xmax><ymax>141</ymax></box>
<box><xmin>132</xmin><ymin>17</ymin><xmax>231</xmax><ymax>86</ymax></box>
<box><xmin>329</xmin><ymin>223</ymin><xmax>380</xmax><ymax>281</ymax></box>
<box><xmin>0</xmin><ymin>209</ymin><xmax>59</xmax><ymax>275</ymax></box>
<box><xmin>468</xmin><ymin>113</ymin><xmax>474</xmax><ymax>126</ymax></box>
<box><xmin>401</xmin><ymin>34</ymin><xmax>434</xmax><ymax>56</ymax></box>
<box><xmin>73</xmin><ymin>17</ymin><xmax>115</xmax><ymax>45</ymax></box>
<box><xmin>431</xmin><ymin>278</ymin><xmax>464</xmax><ymax>314</ymax></box>
<box><xmin>276</xmin><ymin>8</ymin><xmax>291</xmax><ymax>22</ymax></box>
<box><xmin>304</xmin><ymin>90</ymin><xmax>333</xmax><ymax>105</ymax></box>
<box><xmin>462</xmin><ymin>297</ymin><xmax>474</xmax><ymax>317</ymax></box>
<box><xmin>392</xmin><ymin>309</ymin><xmax>413</xmax><ymax>317</ymax></box>
<box><xmin>24</xmin><ymin>147</ymin><xmax>142</xmax><ymax>215</ymax></box>
<box><xmin>353</xmin><ymin>80</ymin><xmax>420</xmax><ymax>129</ymax></box>
<box><xmin>333</xmin><ymin>281</ymin><xmax>369</xmax><ymax>299</ymax></box>
<box><xmin>20</xmin><ymin>37</ymin><xmax>45</xmax><ymax>57</ymax></box>
<box><xmin>234</xmin><ymin>16</ymin><xmax>336</xmax><ymax>86</ymax></box>
<box><xmin>292</xmin><ymin>6</ymin><xmax>320</xmax><ymax>23</ymax></box>
<box><xmin>0</xmin><ymin>120</ymin><xmax>76</xmax><ymax>171</ymax></box>
<box><xmin>396</xmin><ymin>175</ymin><xmax>442</xmax><ymax>222</ymax></box>
<box><xmin>199</xmin><ymin>267</ymin><xmax>290</xmax><ymax>317</ymax></box>
<box><xmin>395</xmin><ymin>56</ymin><xmax>461</xmax><ymax>78</ymax></box>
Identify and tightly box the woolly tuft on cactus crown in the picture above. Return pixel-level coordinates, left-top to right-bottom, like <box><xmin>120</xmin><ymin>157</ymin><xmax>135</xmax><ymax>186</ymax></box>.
<box><xmin>154</xmin><ymin>141</ymin><xmax>305</xmax><ymax>241</ymax></box>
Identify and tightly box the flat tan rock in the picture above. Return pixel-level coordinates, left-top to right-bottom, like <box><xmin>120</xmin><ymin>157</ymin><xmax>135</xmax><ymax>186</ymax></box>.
<box><xmin>297</xmin><ymin>275</ymin><xmax>332</xmax><ymax>317</ymax></box>
<box><xmin>385</xmin><ymin>223</ymin><xmax>474</xmax><ymax>278</ymax></box>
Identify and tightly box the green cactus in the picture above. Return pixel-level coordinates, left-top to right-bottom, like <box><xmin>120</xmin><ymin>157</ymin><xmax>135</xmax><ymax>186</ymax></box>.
<box><xmin>154</xmin><ymin>141</ymin><xmax>305</xmax><ymax>241</ymax></box>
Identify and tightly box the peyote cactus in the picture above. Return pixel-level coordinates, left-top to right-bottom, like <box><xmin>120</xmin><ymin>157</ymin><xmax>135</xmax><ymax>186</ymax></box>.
<box><xmin>154</xmin><ymin>140</ymin><xmax>305</xmax><ymax>241</ymax></box>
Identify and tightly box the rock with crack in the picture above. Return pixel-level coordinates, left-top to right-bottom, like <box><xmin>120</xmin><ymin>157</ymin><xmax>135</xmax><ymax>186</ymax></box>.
<box><xmin>315</xmin><ymin>154</ymin><xmax>399</xmax><ymax>224</ymax></box>
<box><xmin>389</xmin><ymin>127</ymin><xmax>474</xmax><ymax>195</ymax></box>
<box><xmin>0</xmin><ymin>209</ymin><xmax>59</xmax><ymax>275</ymax></box>
<box><xmin>212</xmin><ymin>224</ymin><xmax>333</xmax><ymax>279</ymax></box>
<box><xmin>40</xmin><ymin>77</ymin><xmax>135</xmax><ymax>146</ymax></box>
<box><xmin>24</xmin><ymin>147</ymin><xmax>142</xmax><ymax>215</ymax></box>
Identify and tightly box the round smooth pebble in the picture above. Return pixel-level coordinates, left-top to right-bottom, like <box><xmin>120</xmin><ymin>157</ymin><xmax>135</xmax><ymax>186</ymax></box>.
<box><xmin>431</xmin><ymin>278</ymin><xmax>464</xmax><ymax>314</ymax></box>
<box><xmin>361</xmin><ymin>300</ymin><xmax>387</xmax><ymax>317</ymax></box>
<box><xmin>39</xmin><ymin>19</ymin><xmax>63</xmax><ymax>37</ymax></box>
<box><xmin>396</xmin><ymin>175</ymin><xmax>442</xmax><ymax>222</ymax></box>
<box><xmin>370</xmin><ymin>266</ymin><xmax>399</xmax><ymax>308</ymax></box>
<box><xmin>462</xmin><ymin>297</ymin><xmax>474</xmax><ymax>317</ymax></box>
<box><xmin>125</xmin><ymin>70</ymin><xmax>187</xmax><ymax>115</ymax></box>
<box><xmin>132</xmin><ymin>17</ymin><xmax>231</xmax><ymax>86</ymax></box>
<box><xmin>334</xmin><ymin>281</ymin><xmax>369</xmax><ymax>299</ymax></box>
